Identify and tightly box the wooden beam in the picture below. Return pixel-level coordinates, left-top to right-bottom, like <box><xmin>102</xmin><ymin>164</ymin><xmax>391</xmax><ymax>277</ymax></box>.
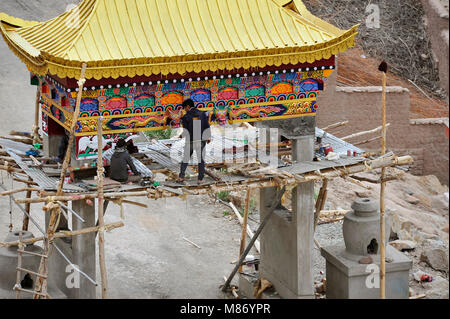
<box><xmin>320</xmin><ymin>120</ymin><xmax>349</xmax><ymax>131</ymax></box>
<box><xmin>314</xmin><ymin>179</ymin><xmax>328</xmax><ymax>230</ymax></box>
<box><xmin>0</xmin><ymin>221</ymin><xmax>124</xmax><ymax>248</ymax></box>
<box><xmin>341</xmin><ymin>124</ymin><xmax>390</xmax><ymax>141</ymax></box>
<box><xmin>13</xmin><ymin>155</ymin><xmax>414</xmax><ymax>205</ymax></box>
<box><xmin>353</xmin><ymin>135</ymin><xmax>382</xmax><ymax>146</ymax></box>
<box><xmin>229</xmin><ymin>201</ymin><xmax>260</xmax><ymax>253</ymax></box>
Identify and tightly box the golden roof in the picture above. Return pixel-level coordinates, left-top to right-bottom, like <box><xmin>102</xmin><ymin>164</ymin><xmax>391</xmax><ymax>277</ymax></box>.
<box><xmin>0</xmin><ymin>0</ymin><xmax>358</xmax><ymax>80</ymax></box>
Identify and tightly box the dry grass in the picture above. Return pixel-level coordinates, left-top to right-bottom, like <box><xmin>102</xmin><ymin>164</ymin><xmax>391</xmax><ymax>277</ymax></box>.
<box><xmin>306</xmin><ymin>0</ymin><xmax>448</xmax><ymax>118</ymax></box>
<box><xmin>338</xmin><ymin>47</ymin><xmax>448</xmax><ymax>118</ymax></box>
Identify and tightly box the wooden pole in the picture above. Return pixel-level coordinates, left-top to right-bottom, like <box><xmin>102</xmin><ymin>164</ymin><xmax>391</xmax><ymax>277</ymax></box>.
<box><xmin>22</xmin><ymin>178</ymin><xmax>33</xmax><ymax>231</ymax></box>
<box><xmin>320</xmin><ymin>120</ymin><xmax>349</xmax><ymax>131</ymax></box>
<box><xmin>238</xmin><ymin>188</ymin><xmax>251</xmax><ymax>272</ymax></box>
<box><xmin>0</xmin><ymin>221</ymin><xmax>124</xmax><ymax>248</ymax></box>
<box><xmin>314</xmin><ymin>179</ymin><xmax>328</xmax><ymax>230</ymax></box>
<box><xmin>15</xmin><ymin>232</ymin><xmax>23</xmax><ymax>299</ymax></box>
<box><xmin>96</xmin><ymin>116</ymin><xmax>108</xmax><ymax>299</ymax></box>
<box><xmin>341</xmin><ymin>124</ymin><xmax>390</xmax><ymax>141</ymax></box>
<box><xmin>229</xmin><ymin>201</ymin><xmax>260</xmax><ymax>252</ymax></box>
<box><xmin>56</xmin><ymin>63</ymin><xmax>87</xmax><ymax>195</ymax></box>
<box><xmin>34</xmin><ymin>63</ymin><xmax>87</xmax><ymax>299</ymax></box>
<box><xmin>379</xmin><ymin>62</ymin><xmax>388</xmax><ymax>299</ymax></box>
<box><xmin>12</xmin><ymin>155</ymin><xmax>414</xmax><ymax>205</ymax></box>
<box><xmin>32</xmin><ymin>87</ymin><xmax>41</xmax><ymax>145</ymax></box>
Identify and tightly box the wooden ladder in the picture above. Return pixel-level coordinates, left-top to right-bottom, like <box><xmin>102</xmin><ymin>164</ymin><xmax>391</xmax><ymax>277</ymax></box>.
<box><xmin>14</xmin><ymin>231</ymin><xmax>51</xmax><ymax>299</ymax></box>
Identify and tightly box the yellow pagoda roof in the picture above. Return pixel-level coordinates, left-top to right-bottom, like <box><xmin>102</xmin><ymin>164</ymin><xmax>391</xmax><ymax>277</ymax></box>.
<box><xmin>0</xmin><ymin>0</ymin><xmax>358</xmax><ymax>80</ymax></box>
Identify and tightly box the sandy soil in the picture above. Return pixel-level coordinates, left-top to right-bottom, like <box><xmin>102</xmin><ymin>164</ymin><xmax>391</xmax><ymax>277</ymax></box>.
<box><xmin>0</xmin><ymin>178</ymin><xmax>249</xmax><ymax>299</ymax></box>
<box><xmin>0</xmin><ymin>0</ymin><xmax>448</xmax><ymax>299</ymax></box>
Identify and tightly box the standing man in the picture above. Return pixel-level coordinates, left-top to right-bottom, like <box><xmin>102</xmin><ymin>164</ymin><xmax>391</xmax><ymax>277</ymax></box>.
<box><xmin>55</xmin><ymin>129</ymin><xmax>69</xmax><ymax>163</ymax></box>
<box><xmin>178</xmin><ymin>99</ymin><xmax>211</xmax><ymax>184</ymax></box>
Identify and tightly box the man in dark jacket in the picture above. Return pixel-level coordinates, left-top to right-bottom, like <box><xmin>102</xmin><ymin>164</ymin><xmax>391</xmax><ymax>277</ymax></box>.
<box><xmin>178</xmin><ymin>99</ymin><xmax>211</xmax><ymax>183</ymax></box>
<box><xmin>110</xmin><ymin>138</ymin><xmax>142</xmax><ymax>183</ymax></box>
<box><xmin>56</xmin><ymin>130</ymin><xmax>69</xmax><ymax>163</ymax></box>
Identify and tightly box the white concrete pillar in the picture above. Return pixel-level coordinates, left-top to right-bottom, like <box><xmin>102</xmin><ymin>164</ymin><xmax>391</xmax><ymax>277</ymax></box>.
<box><xmin>71</xmin><ymin>200</ymin><xmax>96</xmax><ymax>299</ymax></box>
<box><xmin>259</xmin><ymin>135</ymin><xmax>315</xmax><ymax>299</ymax></box>
<box><xmin>291</xmin><ymin>135</ymin><xmax>315</xmax><ymax>297</ymax></box>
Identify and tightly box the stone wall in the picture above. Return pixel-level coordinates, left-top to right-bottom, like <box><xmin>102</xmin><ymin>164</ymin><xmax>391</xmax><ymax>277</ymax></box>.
<box><xmin>316</xmin><ymin>74</ymin><xmax>449</xmax><ymax>185</ymax></box>
<box><xmin>420</xmin><ymin>0</ymin><xmax>449</xmax><ymax>99</ymax></box>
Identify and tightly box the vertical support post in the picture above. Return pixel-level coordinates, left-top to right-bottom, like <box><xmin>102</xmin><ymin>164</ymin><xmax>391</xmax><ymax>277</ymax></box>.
<box><xmin>96</xmin><ymin>117</ymin><xmax>108</xmax><ymax>299</ymax></box>
<box><xmin>56</xmin><ymin>63</ymin><xmax>87</xmax><ymax>193</ymax></box>
<box><xmin>238</xmin><ymin>188</ymin><xmax>251</xmax><ymax>273</ymax></box>
<box><xmin>16</xmin><ymin>232</ymin><xmax>23</xmax><ymax>299</ymax></box>
<box><xmin>380</xmin><ymin>70</ymin><xmax>387</xmax><ymax>299</ymax></box>
<box><xmin>72</xmin><ymin>200</ymin><xmax>96</xmax><ymax>299</ymax></box>
<box><xmin>291</xmin><ymin>135</ymin><xmax>315</xmax><ymax>297</ymax></box>
<box><xmin>34</xmin><ymin>63</ymin><xmax>88</xmax><ymax>299</ymax></box>
<box><xmin>22</xmin><ymin>178</ymin><xmax>33</xmax><ymax>231</ymax></box>
<box><xmin>33</xmin><ymin>87</ymin><xmax>41</xmax><ymax>145</ymax></box>
<box><xmin>314</xmin><ymin>179</ymin><xmax>328</xmax><ymax>231</ymax></box>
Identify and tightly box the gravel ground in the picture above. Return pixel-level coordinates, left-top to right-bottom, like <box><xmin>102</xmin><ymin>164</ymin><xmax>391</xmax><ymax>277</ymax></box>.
<box><xmin>313</xmin><ymin>221</ymin><xmax>345</xmax><ymax>283</ymax></box>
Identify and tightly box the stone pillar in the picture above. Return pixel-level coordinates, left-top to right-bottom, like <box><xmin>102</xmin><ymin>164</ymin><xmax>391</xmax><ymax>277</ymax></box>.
<box><xmin>258</xmin><ymin>130</ymin><xmax>315</xmax><ymax>298</ymax></box>
<box><xmin>253</xmin><ymin>115</ymin><xmax>316</xmax><ymax>298</ymax></box>
<box><xmin>71</xmin><ymin>200</ymin><xmax>96</xmax><ymax>299</ymax></box>
<box><xmin>42</xmin><ymin>135</ymin><xmax>63</xmax><ymax>158</ymax></box>
<box><xmin>291</xmin><ymin>135</ymin><xmax>315</xmax><ymax>297</ymax></box>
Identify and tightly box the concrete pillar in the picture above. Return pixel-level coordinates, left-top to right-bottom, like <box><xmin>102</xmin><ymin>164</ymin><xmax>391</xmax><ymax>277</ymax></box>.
<box><xmin>44</xmin><ymin>209</ymin><xmax>72</xmax><ymax>298</ymax></box>
<box><xmin>291</xmin><ymin>135</ymin><xmax>315</xmax><ymax>297</ymax></box>
<box><xmin>71</xmin><ymin>200</ymin><xmax>96</xmax><ymax>299</ymax></box>
<box><xmin>42</xmin><ymin>135</ymin><xmax>63</xmax><ymax>158</ymax></box>
<box><xmin>259</xmin><ymin>135</ymin><xmax>315</xmax><ymax>299</ymax></box>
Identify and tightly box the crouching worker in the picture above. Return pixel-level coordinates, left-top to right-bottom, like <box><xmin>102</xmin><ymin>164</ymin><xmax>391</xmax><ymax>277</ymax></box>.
<box><xmin>110</xmin><ymin>138</ymin><xmax>142</xmax><ymax>183</ymax></box>
<box><xmin>178</xmin><ymin>99</ymin><xmax>211</xmax><ymax>184</ymax></box>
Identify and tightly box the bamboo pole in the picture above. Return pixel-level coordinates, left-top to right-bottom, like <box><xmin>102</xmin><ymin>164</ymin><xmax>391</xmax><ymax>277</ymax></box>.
<box><xmin>0</xmin><ymin>221</ymin><xmax>124</xmax><ymax>248</ymax></box>
<box><xmin>13</xmin><ymin>177</ymin><xmax>38</xmax><ymax>186</ymax></box>
<box><xmin>15</xmin><ymin>232</ymin><xmax>23</xmax><ymax>299</ymax></box>
<box><xmin>238</xmin><ymin>188</ymin><xmax>251</xmax><ymax>273</ymax></box>
<box><xmin>353</xmin><ymin>135</ymin><xmax>383</xmax><ymax>146</ymax></box>
<box><xmin>314</xmin><ymin>179</ymin><xmax>328</xmax><ymax>230</ymax></box>
<box><xmin>341</xmin><ymin>124</ymin><xmax>390</xmax><ymax>141</ymax></box>
<box><xmin>222</xmin><ymin>187</ymin><xmax>285</xmax><ymax>292</ymax></box>
<box><xmin>23</xmin><ymin>178</ymin><xmax>33</xmax><ymax>231</ymax></box>
<box><xmin>320</xmin><ymin>120</ymin><xmax>349</xmax><ymax>131</ymax></box>
<box><xmin>33</xmin><ymin>86</ymin><xmax>41</xmax><ymax>145</ymax></box>
<box><xmin>56</xmin><ymin>64</ymin><xmax>87</xmax><ymax>195</ymax></box>
<box><xmin>0</xmin><ymin>165</ymin><xmax>25</xmax><ymax>174</ymax></box>
<box><xmin>379</xmin><ymin>62</ymin><xmax>388</xmax><ymax>299</ymax></box>
<box><xmin>13</xmin><ymin>155</ymin><xmax>415</xmax><ymax>205</ymax></box>
<box><xmin>96</xmin><ymin>117</ymin><xmax>108</xmax><ymax>299</ymax></box>
<box><xmin>0</xmin><ymin>187</ymin><xmax>40</xmax><ymax>196</ymax></box>
<box><xmin>229</xmin><ymin>201</ymin><xmax>260</xmax><ymax>252</ymax></box>
<box><xmin>34</xmin><ymin>63</ymin><xmax>87</xmax><ymax>299</ymax></box>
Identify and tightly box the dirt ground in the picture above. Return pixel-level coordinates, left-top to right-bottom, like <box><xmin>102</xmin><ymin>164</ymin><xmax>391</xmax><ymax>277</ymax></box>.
<box><xmin>0</xmin><ymin>0</ymin><xmax>448</xmax><ymax>299</ymax></box>
<box><xmin>0</xmin><ymin>178</ymin><xmax>251</xmax><ymax>299</ymax></box>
